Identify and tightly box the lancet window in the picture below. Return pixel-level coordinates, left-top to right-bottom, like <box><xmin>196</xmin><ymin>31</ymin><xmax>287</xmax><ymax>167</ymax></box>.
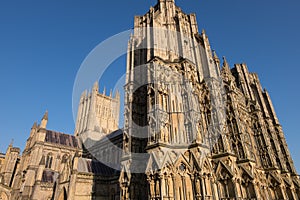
<box><xmin>45</xmin><ymin>153</ymin><xmax>53</xmax><ymax>169</ymax></box>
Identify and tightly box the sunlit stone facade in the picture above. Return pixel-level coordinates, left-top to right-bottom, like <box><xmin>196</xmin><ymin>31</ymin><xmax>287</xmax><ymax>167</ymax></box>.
<box><xmin>0</xmin><ymin>0</ymin><xmax>299</xmax><ymax>199</ymax></box>
<box><xmin>120</xmin><ymin>0</ymin><xmax>300</xmax><ymax>199</ymax></box>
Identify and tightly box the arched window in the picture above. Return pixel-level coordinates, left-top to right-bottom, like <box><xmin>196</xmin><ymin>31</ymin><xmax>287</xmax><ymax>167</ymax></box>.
<box><xmin>218</xmin><ymin>179</ymin><xmax>235</xmax><ymax>199</ymax></box>
<box><xmin>45</xmin><ymin>153</ymin><xmax>53</xmax><ymax>169</ymax></box>
<box><xmin>241</xmin><ymin>180</ymin><xmax>256</xmax><ymax>199</ymax></box>
<box><xmin>61</xmin><ymin>154</ymin><xmax>69</xmax><ymax>164</ymax></box>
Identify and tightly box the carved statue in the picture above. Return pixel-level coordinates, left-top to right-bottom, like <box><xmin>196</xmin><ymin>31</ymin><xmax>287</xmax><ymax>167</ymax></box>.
<box><xmin>196</xmin><ymin>122</ymin><xmax>202</xmax><ymax>143</ymax></box>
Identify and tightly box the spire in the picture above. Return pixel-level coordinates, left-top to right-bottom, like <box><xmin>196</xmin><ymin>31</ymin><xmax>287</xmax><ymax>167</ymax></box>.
<box><xmin>42</xmin><ymin>110</ymin><xmax>48</xmax><ymax>120</ymax></box>
<box><xmin>222</xmin><ymin>56</ymin><xmax>230</xmax><ymax>71</ymax></box>
<box><xmin>40</xmin><ymin>110</ymin><xmax>48</xmax><ymax>129</ymax></box>
<box><xmin>32</xmin><ymin>122</ymin><xmax>37</xmax><ymax>129</ymax></box>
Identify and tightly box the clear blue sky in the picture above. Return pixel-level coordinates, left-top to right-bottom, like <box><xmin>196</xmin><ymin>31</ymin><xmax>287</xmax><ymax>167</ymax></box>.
<box><xmin>0</xmin><ymin>0</ymin><xmax>299</xmax><ymax>172</ymax></box>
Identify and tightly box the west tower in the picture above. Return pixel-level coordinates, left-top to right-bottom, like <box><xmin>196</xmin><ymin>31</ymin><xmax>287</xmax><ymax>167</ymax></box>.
<box><xmin>120</xmin><ymin>0</ymin><xmax>300</xmax><ymax>200</ymax></box>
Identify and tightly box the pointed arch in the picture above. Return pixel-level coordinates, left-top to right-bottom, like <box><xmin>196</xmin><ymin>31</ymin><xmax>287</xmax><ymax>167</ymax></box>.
<box><xmin>216</xmin><ymin>162</ymin><xmax>236</xmax><ymax>199</ymax></box>
<box><xmin>267</xmin><ymin>173</ymin><xmax>284</xmax><ymax>200</ymax></box>
<box><xmin>240</xmin><ymin>167</ymin><xmax>256</xmax><ymax>199</ymax></box>
<box><xmin>45</xmin><ymin>153</ymin><xmax>53</xmax><ymax>169</ymax></box>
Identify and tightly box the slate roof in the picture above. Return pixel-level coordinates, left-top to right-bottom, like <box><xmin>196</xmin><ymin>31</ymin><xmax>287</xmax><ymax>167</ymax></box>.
<box><xmin>45</xmin><ymin>130</ymin><xmax>80</xmax><ymax>148</ymax></box>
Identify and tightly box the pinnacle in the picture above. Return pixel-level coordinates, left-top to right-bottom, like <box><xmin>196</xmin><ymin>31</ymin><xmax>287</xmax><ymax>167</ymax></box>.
<box><xmin>42</xmin><ymin>110</ymin><xmax>48</xmax><ymax>120</ymax></box>
<box><xmin>222</xmin><ymin>56</ymin><xmax>230</xmax><ymax>70</ymax></box>
<box><xmin>93</xmin><ymin>81</ymin><xmax>99</xmax><ymax>91</ymax></box>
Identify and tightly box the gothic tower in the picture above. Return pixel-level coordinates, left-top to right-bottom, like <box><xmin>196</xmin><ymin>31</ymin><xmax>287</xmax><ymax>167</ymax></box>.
<box><xmin>75</xmin><ymin>81</ymin><xmax>120</xmax><ymax>137</ymax></box>
<box><xmin>120</xmin><ymin>0</ymin><xmax>300</xmax><ymax>200</ymax></box>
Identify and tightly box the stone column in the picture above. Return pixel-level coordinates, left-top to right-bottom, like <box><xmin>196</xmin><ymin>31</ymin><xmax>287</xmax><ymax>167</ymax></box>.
<box><xmin>212</xmin><ymin>180</ymin><xmax>219</xmax><ymax>200</ymax></box>
<box><xmin>160</xmin><ymin>175</ymin><xmax>165</xmax><ymax>199</ymax></box>
<box><xmin>201</xmin><ymin>176</ymin><xmax>206</xmax><ymax>199</ymax></box>
<box><xmin>172</xmin><ymin>176</ymin><xmax>177</xmax><ymax>200</ymax></box>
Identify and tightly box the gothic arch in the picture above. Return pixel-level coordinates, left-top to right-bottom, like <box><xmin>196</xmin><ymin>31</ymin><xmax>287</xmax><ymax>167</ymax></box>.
<box><xmin>240</xmin><ymin>168</ymin><xmax>256</xmax><ymax>199</ymax></box>
<box><xmin>216</xmin><ymin>162</ymin><xmax>236</xmax><ymax>199</ymax></box>
<box><xmin>267</xmin><ymin>174</ymin><xmax>284</xmax><ymax>200</ymax></box>
<box><xmin>45</xmin><ymin>153</ymin><xmax>53</xmax><ymax>169</ymax></box>
<box><xmin>218</xmin><ymin>178</ymin><xmax>235</xmax><ymax>199</ymax></box>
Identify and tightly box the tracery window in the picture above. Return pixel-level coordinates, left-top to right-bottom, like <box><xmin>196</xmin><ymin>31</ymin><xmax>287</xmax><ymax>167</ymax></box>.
<box><xmin>45</xmin><ymin>153</ymin><xmax>53</xmax><ymax>169</ymax></box>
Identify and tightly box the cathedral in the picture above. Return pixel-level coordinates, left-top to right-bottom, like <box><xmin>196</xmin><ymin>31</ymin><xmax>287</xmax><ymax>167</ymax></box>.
<box><xmin>0</xmin><ymin>0</ymin><xmax>299</xmax><ymax>199</ymax></box>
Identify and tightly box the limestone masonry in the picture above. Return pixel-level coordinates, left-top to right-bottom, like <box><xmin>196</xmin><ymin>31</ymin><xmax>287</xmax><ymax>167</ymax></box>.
<box><xmin>0</xmin><ymin>0</ymin><xmax>299</xmax><ymax>199</ymax></box>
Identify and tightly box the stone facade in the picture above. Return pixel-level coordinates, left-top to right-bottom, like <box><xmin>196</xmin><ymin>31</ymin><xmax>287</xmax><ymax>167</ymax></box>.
<box><xmin>0</xmin><ymin>0</ymin><xmax>299</xmax><ymax>200</ymax></box>
<box><xmin>121</xmin><ymin>0</ymin><xmax>300</xmax><ymax>199</ymax></box>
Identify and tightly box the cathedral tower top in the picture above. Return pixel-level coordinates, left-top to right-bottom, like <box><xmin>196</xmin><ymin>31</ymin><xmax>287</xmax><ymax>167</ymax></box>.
<box><xmin>157</xmin><ymin>0</ymin><xmax>175</xmax><ymax>2</ymax></box>
<box><xmin>156</xmin><ymin>0</ymin><xmax>176</xmax><ymax>15</ymax></box>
